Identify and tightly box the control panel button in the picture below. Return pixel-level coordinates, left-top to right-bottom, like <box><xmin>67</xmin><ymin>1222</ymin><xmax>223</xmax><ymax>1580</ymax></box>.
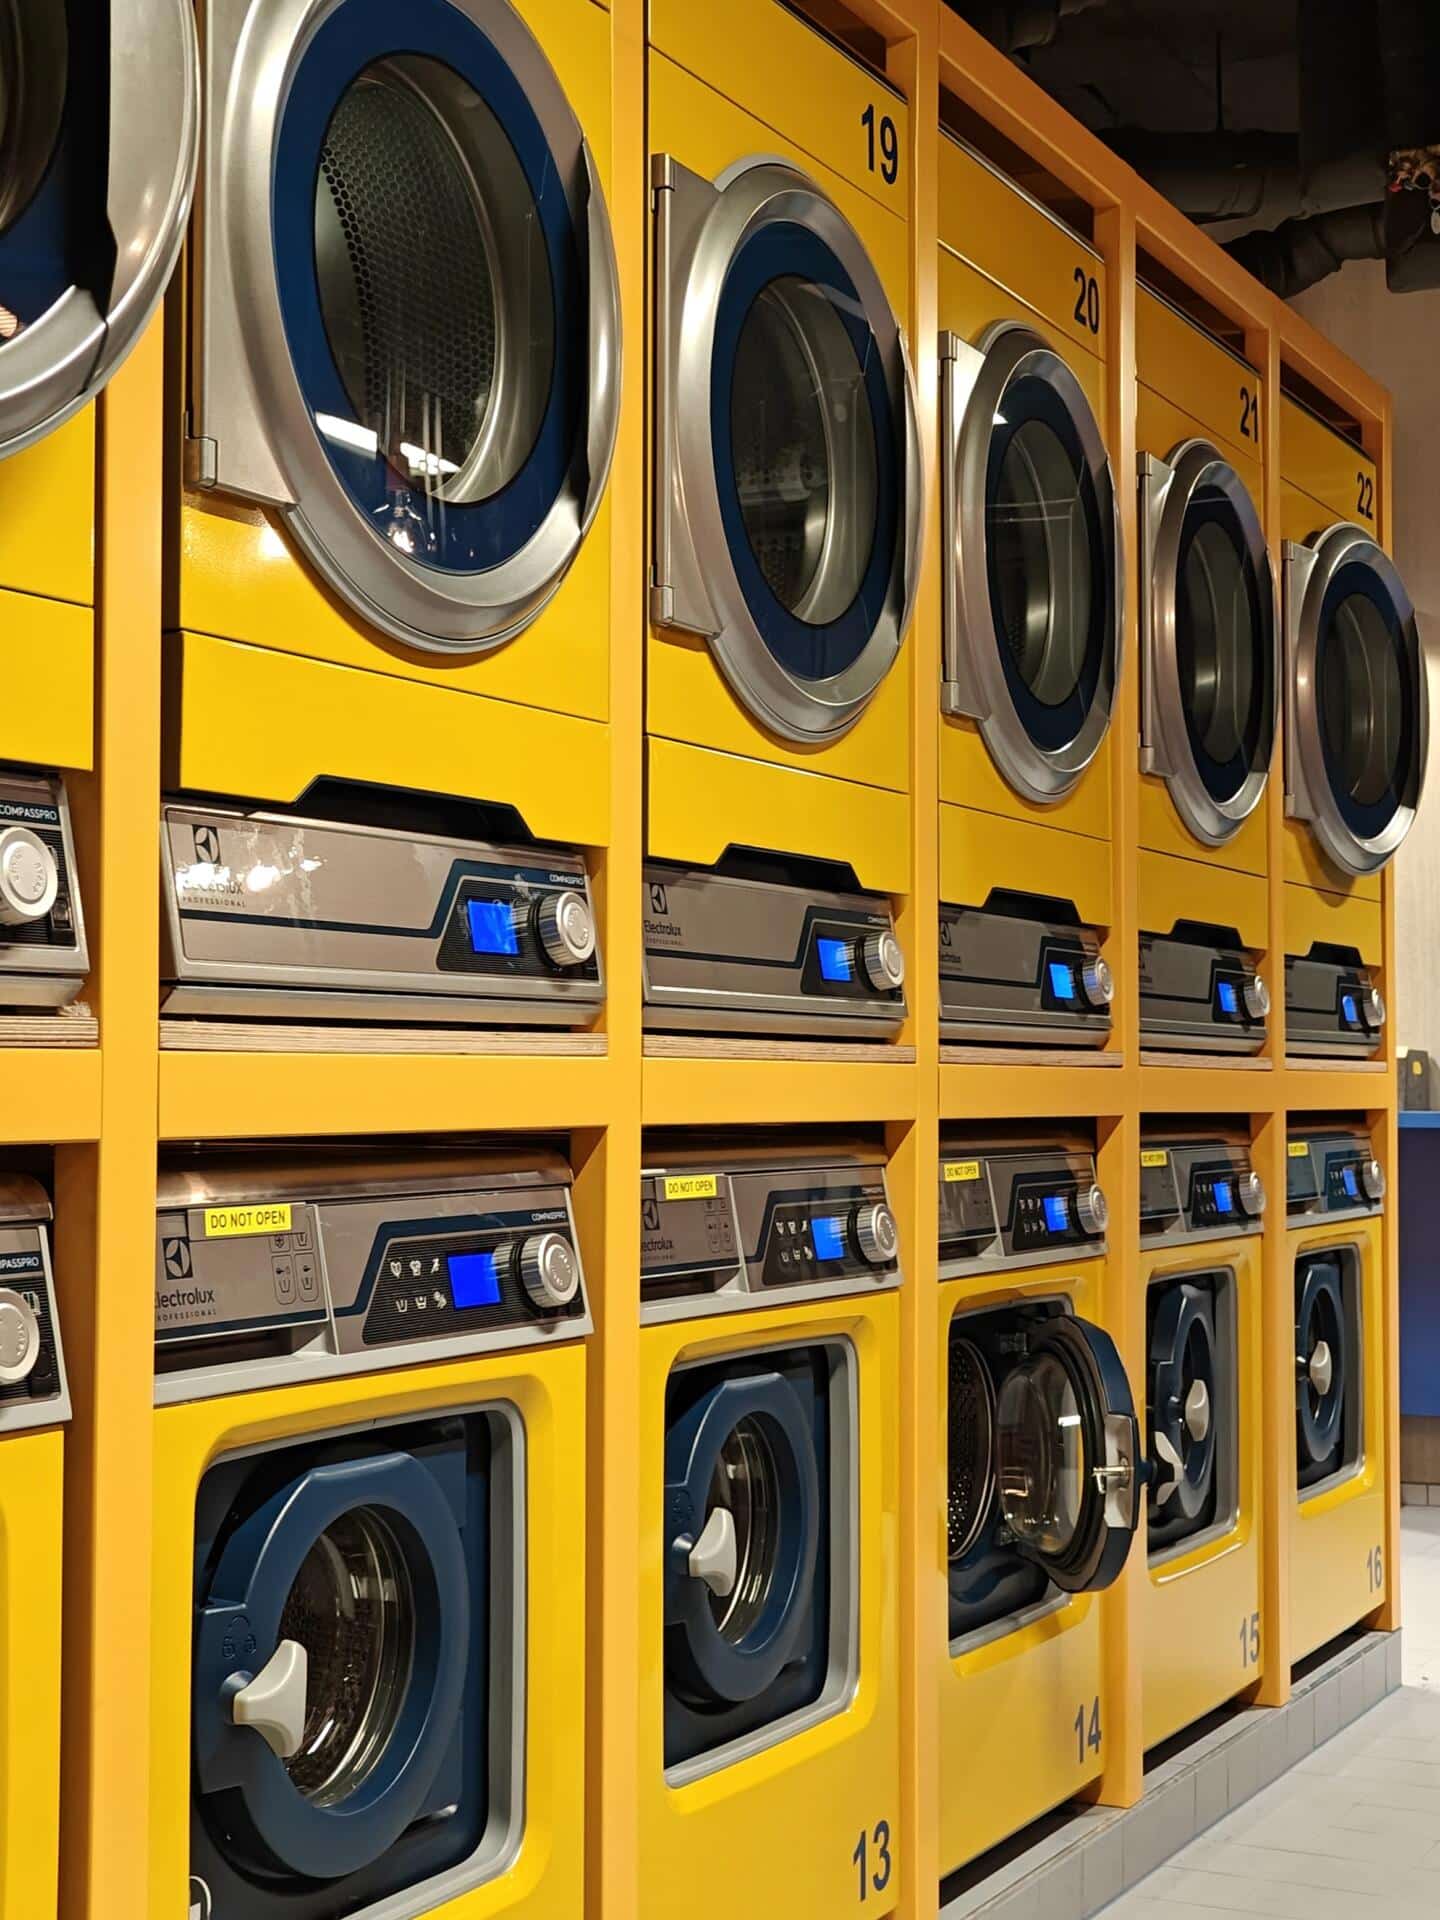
<box><xmin>1075</xmin><ymin>1183</ymin><xmax>1109</xmax><ymax>1237</ymax></box>
<box><xmin>1242</xmin><ymin>972</ymin><xmax>1270</xmax><ymax>1021</ymax></box>
<box><xmin>0</xmin><ymin>1288</ymin><xmax>40</xmax><ymax>1385</ymax></box>
<box><xmin>536</xmin><ymin>889</ymin><xmax>596</xmax><ymax>967</ymax></box>
<box><xmin>517</xmin><ymin>1232</ymin><xmax>580</xmax><ymax>1308</ymax></box>
<box><xmin>0</xmin><ymin>827</ymin><xmax>58</xmax><ymax>926</ymax></box>
<box><xmin>1360</xmin><ymin>984</ymin><xmax>1386</xmax><ymax>1031</ymax></box>
<box><xmin>1360</xmin><ymin>1157</ymin><xmax>1386</xmax><ymax>1202</ymax></box>
<box><xmin>1081</xmin><ymin>955</ymin><xmax>1114</xmax><ymax>1009</ymax></box>
<box><xmin>859</xmin><ymin>930</ymin><xmax>905</xmax><ymax>993</ymax></box>
<box><xmin>852</xmin><ymin>1201</ymin><xmax>898</xmax><ymax>1266</ymax></box>
<box><xmin>1237</xmin><ymin>1169</ymin><xmax>1266</xmax><ymax>1217</ymax></box>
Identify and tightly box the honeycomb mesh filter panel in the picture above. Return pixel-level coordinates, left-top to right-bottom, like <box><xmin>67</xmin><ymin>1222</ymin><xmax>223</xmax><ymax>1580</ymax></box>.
<box><xmin>947</xmin><ymin>1334</ymin><xmax>997</xmax><ymax>1561</ymax></box>
<box><xmin>319</xmin><ymin>65</ymin><xmax>497</xmax><ymax>477</ymax></box>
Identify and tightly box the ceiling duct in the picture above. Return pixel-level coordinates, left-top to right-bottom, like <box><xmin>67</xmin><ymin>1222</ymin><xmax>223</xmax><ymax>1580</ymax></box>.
<box><xmin>952</xmin><ymin>0</ymin><xmax>1106</xmax><ymax>55</ymax></box>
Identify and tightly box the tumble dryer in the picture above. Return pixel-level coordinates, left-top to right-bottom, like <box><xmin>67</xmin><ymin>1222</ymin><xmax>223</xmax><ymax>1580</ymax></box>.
<box><xmin>937</xmin><ymin>137</ymin><xmax>1122</xmax><ymax>1047</ymax></box>
<box><xmin>644</xmin><ymin>0</ymin><xmax>921</xmax><ymax>1037</ymax></box>
<box><xmin>638</xmin><ymin>1139</ymin><xmax>902</xmax><ymax>1918</ymax></box>
<box><xmin>1139</xmin><ymin>1131</ymin><xmax>1264</xmax><ymax>1749</ymax></box>
<box><xmin>1137</xmin><ymin>292</ymin><xmax>1277</xmax><ymax>1053</ymax></box>
<box><xmin>0</xmin><ymin>0</ymin><xmax>197</xmax><ymax>776</ymax></box>
<box><xmin>1286</xmin><ymin>1125</ymin><xmax>1389</xmax><ymax>1662</ymax></box>
<box><xmin>168</xmin><ymin>0</ymin><xmax>623</xmax><ymax>948</ymax></box>
<box><xmin>937</xmin><ymin>1136</ymin><xmax>1141</xmax><ymax>1875</ymax></box>
<box><xmin>149</xmin><ymin>1143</ymin><xmax>590</xmax><ymax>1920</ymax></box>
<box><xmin>0</xmin><ymin>1175</ymin><xmax>70</xmax><ymax>1920</ymax></box>
<box><xmin>1280</xmin><ymin>399</ymin><xmax>1428</xmax><ymax>1055</ymax></box>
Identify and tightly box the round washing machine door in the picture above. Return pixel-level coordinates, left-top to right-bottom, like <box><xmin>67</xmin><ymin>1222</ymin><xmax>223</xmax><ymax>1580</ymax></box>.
<box><xmin>663</xmin><ymin>1370</ymin><xmax>822</xmax><ymax>1708</ymax></box>
<box><xmin>216</xmin><ymin>0</ymin><xmax>620</xmax><ymax>653</ymax></box>
<box><xmin>1144</xmin><ymin>441</ymin><xmax>1277</xmax><ymax>844</ymax></box>
<box><xmin>994</xmin><ymin>1314</ymin><xmax>1141</xmax><ymax>1593</ymax></box>
<box><xmin>192</xmin><ymin>1447</ymin><xmax>471</xmax><ymax>1884</ymax></box>
<box><xmin>654</xmin><ymin>155</ymin><xmax>922</xmax><ymax>743</ymax></box>
<box><xmin>1295</xmin><ymin>1253</ymin><xmax>1348</xmax><ymax>1480</ymax></box>
<box><xmin>942</xmin><ymin>322</ymin><xmax>1122</xmax><ymax>802</ymax></box>
<box><xmin>1147</xmin><ymin>1280</ymin><xmax>1218</xmax><ymax>1524</ymax></box>
<box><xmin>1287</xmin><ymin>522</ymin><xmax>1428</xmax><ymax>875</ymax></box>
<box><xmin>0</xmin><ymin>0</ymin><xmax>198</xmax><ymax>458</ymax></box>
<box><xmin>946</xmin><ymin>1331</ymin><xmax>997</xmax><ymax>1563</ymax></box>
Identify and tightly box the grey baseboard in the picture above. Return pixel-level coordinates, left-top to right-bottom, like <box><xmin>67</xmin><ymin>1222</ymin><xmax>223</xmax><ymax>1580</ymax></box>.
<box><xmin>938</xmin><ymin>1629</ymin><xmax>1402</xmax><ymax>1920</ymax></box>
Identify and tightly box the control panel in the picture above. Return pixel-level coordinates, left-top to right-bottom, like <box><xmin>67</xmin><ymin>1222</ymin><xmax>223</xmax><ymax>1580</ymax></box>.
<box><xmin>161</xmin><ymin>804</ymin><xmax>602</xmax><ymax>1026</ymax></box>
<box><xmin>939</xmin><ymin>907</ymin><xmax>1112</xmax><ymax>1046</ymax></box>
<box><xmin>643</xmin><ymin>863</ymin><xmax>906</xmax><ymax>1039</ymax></box>
<box><xmin>0</xmin><ymin>771</ymin><xmax>88</xmax><ymax>1006</ymax></box>
<box><xmin>1286</xmin><ymin>1129</ymin><xmax>1385</xmax><ymax>1218</ymax></box>
<box><xmin>154</xmin><ymin>1150</ymin><xmax>590</xmax><ymax>1400</ymax></box>
<box><xmin>640</xmin><ymin>1147</ymin><xmax>901</xmax><ymax>1321</ymax></box>
<box><xmin>938</xmin><ymin>1142</ymin><xmax>1107</xmax><ymax>1273</ymax></box>
<box><xmin>1139</xmin><ymin>1138</ymin><xmax>1265</xmax><ymax>1246</ymax></box>
<box><xmin>0</xmin><ymin>1175</ymin><xmax>70</xmax><ymax>1430</ymax></box>
<box><xmin>1139</xmin><ymin>933</ymin><xmax>1268</xmax><ymax>1053</ymax></box>
<box><xmin>1285</xmin><ymin>953</ymin><xmax>1386</xmax><ymax>1058</ymax></box>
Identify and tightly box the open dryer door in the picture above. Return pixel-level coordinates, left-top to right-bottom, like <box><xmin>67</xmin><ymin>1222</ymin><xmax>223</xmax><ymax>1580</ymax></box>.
<box><xmin>1285</xmin><ymin>522</ymin><xmax>1428</xmax><ymax>875</ymax></box>
<box><xmin>1141</xmin><ymin>440</ymin><xmax>1277</xmax><ymax>844</ymax></box>
<box><xmin>0</xmin><ymin>0</ymin><xmax>198</xmax><ymax>457</ymax></box>
<box><xmin>994</xmin><ymin>1314</ymin><xmax>1141</xmax><ymax>1594</ymax></box>
<box><xmin>941</xmin><ymin>321</ymin><xmax>1122</xmax><ymax>802</ymax></box>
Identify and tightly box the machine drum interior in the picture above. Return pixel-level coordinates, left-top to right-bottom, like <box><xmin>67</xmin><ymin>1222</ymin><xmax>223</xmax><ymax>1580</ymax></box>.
<box><xmin>988</xmin><ymin>417</ymin><xmax>1092</xmax><ymax>715</ymax></box>
<box><xmin>704</xmin><ymin>1415</ymin><xmax>782</xmax><ymax>1643</ymax></box>
<box><xmin>946</xmin><ymin>1334</ymin><xmax>997</xmax><ymax>1562</ymax></box>
<box><xmin>0</xmin><ymin>0</ymin><xmax>68</xmax><ymax>240</ymax></box>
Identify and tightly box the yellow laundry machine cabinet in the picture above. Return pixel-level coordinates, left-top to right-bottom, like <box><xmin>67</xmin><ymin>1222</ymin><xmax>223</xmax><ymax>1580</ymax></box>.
<box><xmin>1138</xmin><ymin>1130</ymin><xmax>1265</xmax><ymax>1750</ymax></box>
<box><xmin>643</xmin><ymin>0</ymin><xmax>922</xmax><ymax>1037</ymax></box>
<box><xmin>937</xmin><ymin>138</ymin><xmax>1122</xmax><ymax>1047</ymax></box>
<box><xmin>148</xmin><ymin>1143</ymin><xmax>591</xmax><ymax>1920</ymax></box>
<box><xmin>0</xmin><ymin>0</ymin><xmax>197</xmax><ymax>777</ymax></box>
<box><xmin>1280</xmin><ymin>398</ymin><xmax>1427</xmax><ymax>1055</ymax></box>
<box><xmin>1285</xmin><ymin>1125</ymin><xmax>1390</xmax><ymax>1663</ymax></box>
<box><xmin>637</xmin><ymin>1138</ymin><xmax>902</xmax><ymax>1918</ymax></box>
<box><xmin>1137</xmin><ymin>292</ymin><xmax>1277</xmax><ymax>1053</ymax></box>
<box><xmin>166</xmin><ymin>0</ymin><xmax>622</xmax><ymax>979</ymax></box>
<box><xmin>0</xmin><ymin>1176</ymin><xmax>70</xmax><ymax>1920</ymax></box>
<box><xmin>937</xmin><ymin>1135</ymin><xmax>1141</xmax><ymax>1877</ymax></box>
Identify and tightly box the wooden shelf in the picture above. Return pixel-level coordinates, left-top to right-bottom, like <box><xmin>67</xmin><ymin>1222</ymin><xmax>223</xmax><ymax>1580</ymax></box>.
<box><xmin>161</xmin><ymin>1019</ymin><xmax>606</xmax><ymax>1056</ymax></box>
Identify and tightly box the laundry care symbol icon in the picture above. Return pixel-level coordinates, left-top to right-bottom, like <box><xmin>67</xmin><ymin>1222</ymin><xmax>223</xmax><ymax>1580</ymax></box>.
<box><xmin>220</xmin><ymin>1615</ymin><xmax>257</xmax><ymax>1665</ymax></box>
<box><xmin>163</xmin><ymin>1236</ymin><xmax>193</xmax><ymax>1280</ymax></box>
<box><xmin>193</xmin><ymin>825</ymin><xmax>221</xmax><ymax>864</ymax></box>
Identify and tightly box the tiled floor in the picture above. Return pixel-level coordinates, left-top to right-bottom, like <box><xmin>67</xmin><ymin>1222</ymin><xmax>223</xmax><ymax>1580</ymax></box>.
<box><xmin>1099</xmin><ymin>1509</ymin><xmax>1440</xmax><ymax>1916</ymax></box>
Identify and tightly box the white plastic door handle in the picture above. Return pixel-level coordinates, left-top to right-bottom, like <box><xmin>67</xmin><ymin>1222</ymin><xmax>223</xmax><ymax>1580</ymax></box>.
<box><xmin>231</xmin><ymin>1638</ymin><xmax>309</xmax><ymax>1759</ymax></box>
<box><xmin>687</xmin><ymin>1507</ymin><xmax>738</xmax><ymax>1598</ymax></box>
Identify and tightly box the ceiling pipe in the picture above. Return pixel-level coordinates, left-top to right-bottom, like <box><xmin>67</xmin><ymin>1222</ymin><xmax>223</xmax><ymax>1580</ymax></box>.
<box><xmin>1224</xmin><ymin>202</ymin><xmax>1387</xmax><ymax>299</ymax></box>
<box><xmin>953</xmin><ymin>0</ymin><xmax>1106</xmax><ymax>55</ymax></box>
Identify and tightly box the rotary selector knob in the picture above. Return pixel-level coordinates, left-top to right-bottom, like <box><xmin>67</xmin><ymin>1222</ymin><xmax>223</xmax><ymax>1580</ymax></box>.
<box><xmin>1075</xmin><ymin>1183</ymin><xmax>1109</xmax><ymax>1237</ymax></box>
<box><xmin>0</xmin><ymin>827</ymin><xmax>57</xmax><ymax>926</ymax></box>
<box><xmin>859</xmin><ymin>930</ymin><xmax>905</xmax><ymax>993</ymax></box>
<box><xmin>1080</xmin><ymin>955</ymin><xmax>1114</xmax><ymax>1009</ymax></box>
<box><xmin>852</xmin><ymin>1201</ymin><xmax>898</xmax><ymax>1266</ymax></box>
<box><xmin>517</xmin><ymin>1232</ymin><xmax>580</xmax><ymax>1309</ymax></box>
<box><xmin>1360</xmin><ymin>1157</ymin><xmax>1386</xmax><ymax>1202</ymax></box>
<box><xmin>536</xmin><ymin>890</ymin><xmax>596</xmax><ymax>968</ymax></box>
<box><xmin>1360</xmin><ymin>984</ymin><xmax>1386</xmax><ymax>1031</ymax></box>
<box><xmin>1237</xmin><ymin>1169</ymin><xmax>1267</xmax><ymax>1218</ymax></box>
<box><xmin>0</xmin><ymin>1289</ymin><xmax>40</xmax><ymax>1386</ymax></box>
<box><xmin>1242</xmin><ymin>972</ymin><xmax>1270</xmax><ymax>1021</ymax></box>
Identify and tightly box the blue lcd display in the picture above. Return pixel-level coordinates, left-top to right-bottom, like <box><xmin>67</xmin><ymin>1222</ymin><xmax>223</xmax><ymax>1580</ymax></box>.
<box><xmin>817</xmin><ymin>938</ymin><xmax>853</xmax><ymax>983</ymax></box>
<box><xmin>1043</xmin><ymin>1194</ymin><xmax>1070</xmax><ymax>1233</ymax></box>
<box><xmin>1213</xmin><ymin>1180</ymin><xmax>1233</xmax><ymax>1214</ymax></box>
<box><xmin>1048</xmin><ymin>960</ymin><xmax>1077</xmax><ymax>1001</ymax></box>
<box><xmin>1342</xmin><ymin>1165</ymin><xmax>1359</xmax><ymax>1199</ymax></box>
<box><xmin>1217</xmin><ymin>980</ymin><xmax>1239</xmax><ymax>1016</ymax></box>
<box><xmin>1342</xmin><ymin>993</ymin><xmax>1358</xmax><ymax>1025</ymax></box>
<box><xmin>812</xmin><ymin>1215</ymin><xmax>846</xmax><ymax>1261</ymax></box>
<box><xmin>466</xmin><ymin>898</ymin><xmax>519</xmax><ymax>956</ymax></box>
<box><xmin>447</xmin><ymin>1249</ymin><xmax>503</xmax><ymax>1309</ymax></box>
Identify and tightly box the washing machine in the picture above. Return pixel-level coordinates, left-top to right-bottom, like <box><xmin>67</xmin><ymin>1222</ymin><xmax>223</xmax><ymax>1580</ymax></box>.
<box><xmin>168</xmin><ymin>0</ymin><xmax>622</xmax><ymax>950</ymax></box>
<box><xmin>937</xmin><ymin>1135</ymin><xmax>1141</xmax><ymax>1876</ymax></box>
<box><xmin>0</xmin><ymin>1175</ymin><xmax>70</xmax><ymax>1920</ymax></box>
<box><xmin>637</xmin><ymin>1138</ymin><xmax>901</xmax><ymax>1917</ymax></box>
<box><xmin>1286</xmin><ymin>1125</ymin><xmax>1389</xmax><ymax>1662</ymax></box>
<box><xmin>1138</xmin><ymin>1130</ymin><xmax>1265</xmax><ymax>1749</ymax></box>
<box><xmin>149</xmin><ymin>1142</ymin><xmax>590</xmax><ymax>1920</ymax></box>
<box><xmin>0</xmin><ymin>0</ymin><xmax>197</xmax><ymax>779</ymax></box>
<box><xmin>1280</xmin><ymin>397</ymin><xmax>1428</xmax><ymax>1055</ymax></box>
<box><xmin>643</xmin><ymin>0</ymin><xmax>921</xmax><ymax>1037</ymax></box>
<box><xmin>1137</xmin><ymin>290</ymin><xmax>1277</xmax><ymax>1053</ymax></box>
<box><xmin>936</xmin><ymin>135</ymin><xmax>1122</xmax><ymax>1046</ymax></box>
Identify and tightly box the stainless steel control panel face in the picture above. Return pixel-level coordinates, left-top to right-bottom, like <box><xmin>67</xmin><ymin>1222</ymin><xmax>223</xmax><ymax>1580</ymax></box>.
<box><xmin>1285</xmin><ymin>954</ymin><xmax>1385</xmax><ymax>1058</ymax></box>
<box><xmin>1139</xmin><ymin>932</ymin><xmax>1269</xmax><ymax>1052</ymax></box>
<box><xmin>1139</xmin><ymin>1139</ymin><xmax>1266</xmax><ymax>1248</ymax></box>
<box><xmin>939</xmin><ymin>1142</ymin><xmax>1107</xmax><ymax>1276</ymax></box>
<box><xmin>161</xmin><ymin>804</ymin><xmax>603</xmax><ymax>1026</ymax></box>
<box><xmin>640</xmin><ymin>1146</ymin><xmax>901</xmax><ymax>1322</ymax></box>
<box><xmin>0</xmin><ymin>1177</ymin><xmax>69</xmax><ymax>1431</ymax></box>
<box><xmin>0</xmin><ymin>772</ymin><xmax>88</xmax><ymax>1006</ymax></box>
<box><xmin>1286</xmin><ymin>1129</ymin><xmax>1385</xmax><ymax>1220</ymax></box>
<box><xmin>154</xmin><ymin>1148</ymin><xmax>590</xmax><ymax>1402</ymax></box>
<box><xmin>940</xmin><ymin>905</ymin><xmax>1111</xmax><ymax>1046</ymax></box>
<box><xmin>642</xmin><ymin>864</ymin><xmax>906</xmax><ymax>1038</ymax></box>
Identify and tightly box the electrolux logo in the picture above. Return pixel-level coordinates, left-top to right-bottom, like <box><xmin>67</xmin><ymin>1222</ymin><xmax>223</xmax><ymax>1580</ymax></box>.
<box><xmin>156</xmin><ymin>1285</ymin><xmax>217</xmax><ymax>1312</ymax></box>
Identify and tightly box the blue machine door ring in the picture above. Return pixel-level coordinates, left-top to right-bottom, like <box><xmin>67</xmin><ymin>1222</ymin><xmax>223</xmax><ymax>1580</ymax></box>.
<box><xmin>1296</xmin><ymin>1255</ymin><xmax>1348</xmax><ymax>1474</ymax></box>
<box><xmin>1148</xmin><ymin>1280</ymin><xmax>1218</xmax><ymax>1524</ymax></box>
